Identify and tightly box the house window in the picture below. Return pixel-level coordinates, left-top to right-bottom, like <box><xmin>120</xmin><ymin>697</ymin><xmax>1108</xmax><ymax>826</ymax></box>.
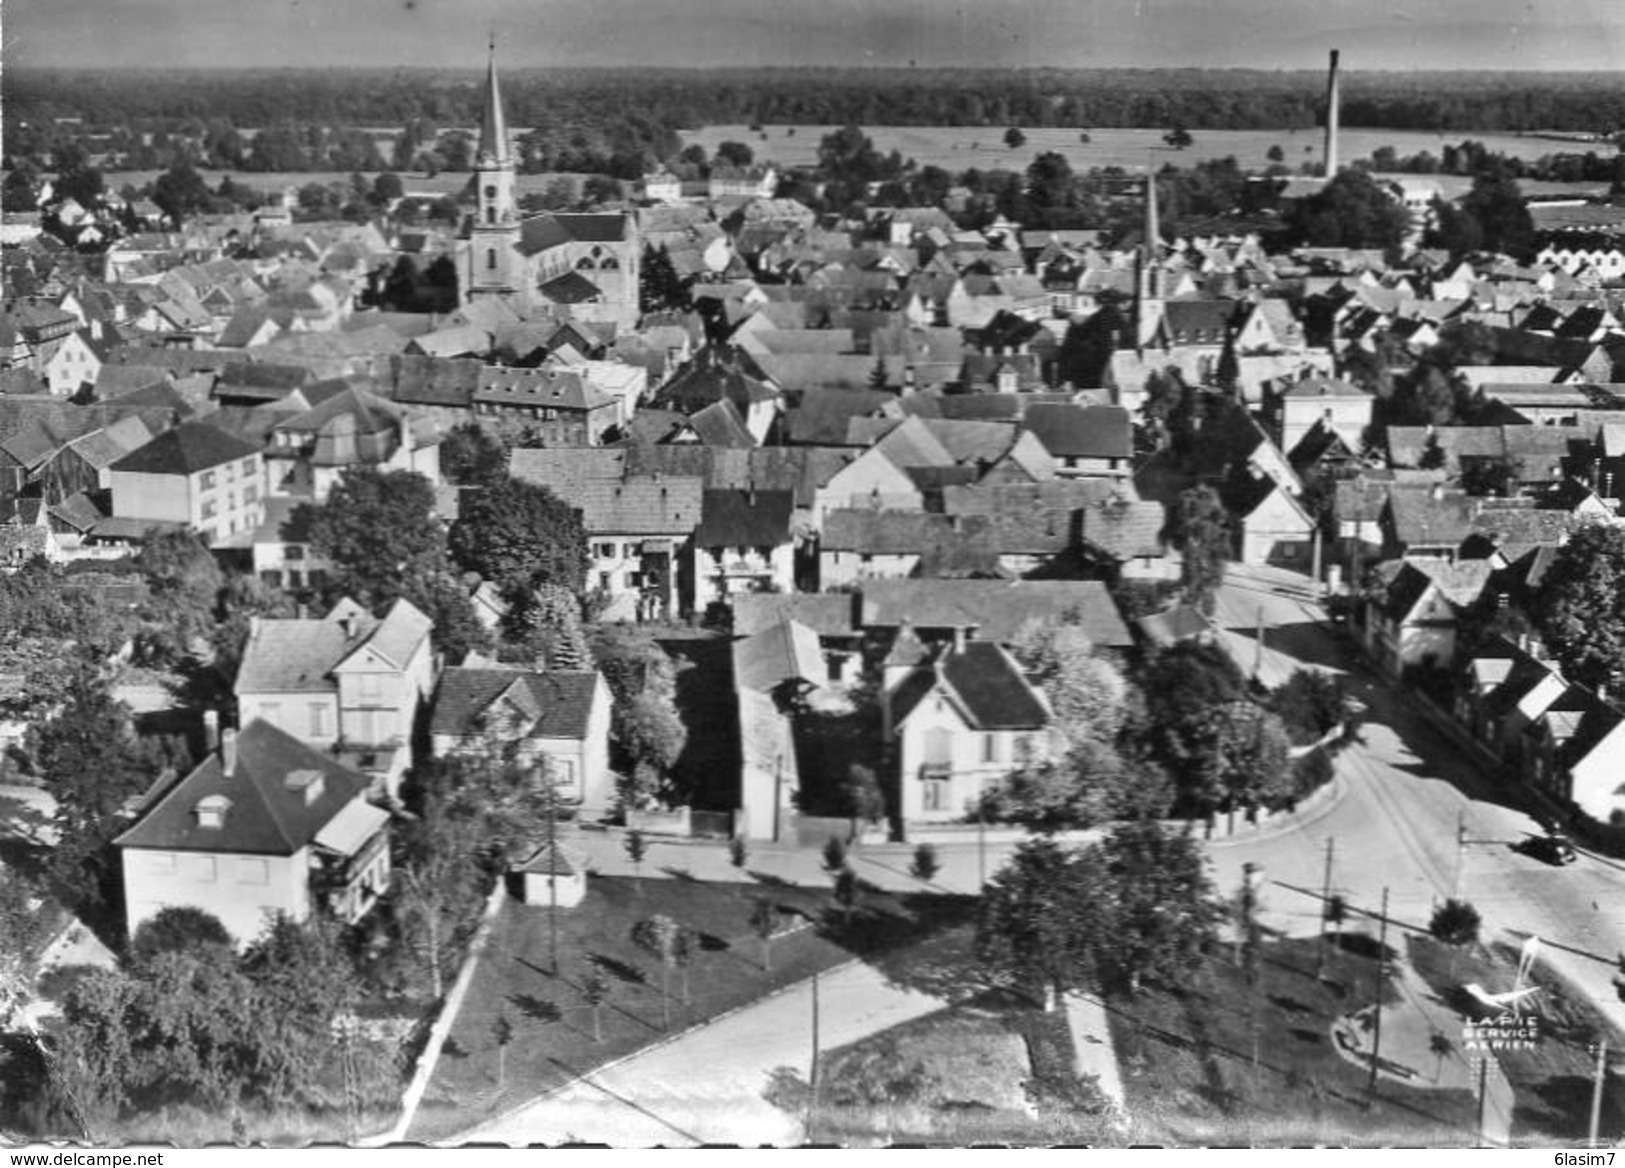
<box><xmin>310</xmin><ymin>703</ymin><xmax>330</xmax><ymax>737</ymax></box>
<box><xmin>242</xmin><ymin>458</ymin><xmax>256</xmax><ymax>476</ymax></box>
<box><xmin>200</xmin><ymin>470</ymin><xmax>216</xmax><ymax>490</ymax></box>
<box><xmin>359</xmin><ymin>673</ymin><xmax>382</xmax><ymax>701</ymax></box>
<box><xmin>486</xmin><ymin>207</ymin><xmax>496</xmax><ymax>225</ymax></box>
<box><xmin>244</xmin><ymin>485</ymin><xmax>258</xmax><ymax>504</ymax></box>
<box><xmin>189</xmin><ymin>856</ymin><xmax>218</xmax><ymax>882</ymax></box>
<box><xmin>146</xmin><ymin>853</ymin><xmax>176</xmax><ymax>874</ymax></box>
<box><xmin>983</xmin><ymin>734</ymin><xmax>999</xmax><ymax>764</ymax></box>
<box><xmin>285</xmin><ymin>544</ymin><xmax>305</xmax><ymax>561</ymax></box>
<box><xmin>922</xmin><ymin>780</ymin><xmax>949</xmax><ymax>812</ymax></box>
<box><xmin>599</xmin><ymin>571</ymin><xmax>612</xmax><ymax>591</ymax></box>
<box><xmin>238</xmin><ymin>858</ymin><xmax>269</xmax><ymax>885</ymax></box>
<box><xmin>595</xmin><ymin>542</ymin><xmax>615</xmax><ymax>558</ymax></box>
<box><xmin>201</xmin><ymin>499</ymin><xmax>218</xmax><ymax>520</ymax></box>
<box><xmin>487</xmin><ymin>248</ymin><xmax>497</xmax><ymax>271</ymax></box>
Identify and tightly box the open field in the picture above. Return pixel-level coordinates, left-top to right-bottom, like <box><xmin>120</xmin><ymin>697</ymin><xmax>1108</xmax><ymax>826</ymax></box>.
<box><xmin>683</xmin><ymin>124</ymin><xmax>1620</xmax><ymax>175</ymax></box>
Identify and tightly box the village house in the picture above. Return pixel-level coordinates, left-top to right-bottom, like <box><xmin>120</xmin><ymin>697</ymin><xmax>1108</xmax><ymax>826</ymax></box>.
<box><xmin>108</xmin><ymin>421</ymin><xmax>266</xmax><ymax>546</ymax></box>
<box><xmin>264</xmin><ymin>387</ymin><xmax>442</xmax><ymax>502</ymax></box>
<box><xmin>1362</xmin><ymin>558</ymin><xmax>1493</xmax><ymax>679</ymax></box>
<box><xmin>233</xmin><ymin>597</ymin><xmax>436</xmax><ymax>793</ymax></box>
<box><xmin>1523</xmin><ymin>685</ymin><xmax>1625</xmax><ymax>825</ymax></box>
<box><xmin>429</xmin><ymin>665</ymin><xmax>613</xmax><ymax>811</ymax></box>
<box><xmin>690</xmin><ymin>488</ymin><xmax>797</xmax><ymax>614</ymax></box>
<box><xmin>883</xmin><ymin>636</ymin><xmax>1056</xmax><ymax>826</ymax></box>
<box><xmin>115</xmin><ymin>720</ymin><xmax>391</xmax><ymax>948</ymax></box>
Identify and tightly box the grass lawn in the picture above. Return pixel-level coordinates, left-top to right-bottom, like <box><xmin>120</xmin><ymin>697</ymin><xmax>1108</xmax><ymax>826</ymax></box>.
<box><xmin>1403</xmin><ymin>934</ymin><xmax>1624</xmax><ymax>1144</ymax></box>
<box><xmin>406</xmin><ymin>875</ymin><xmax>978</xmax><ymax>1141</ymax></box>
<box><xmin>1106</xmin><ymin>934</ymin><xmax>1484</xmax><ymax>1146</ymax></box>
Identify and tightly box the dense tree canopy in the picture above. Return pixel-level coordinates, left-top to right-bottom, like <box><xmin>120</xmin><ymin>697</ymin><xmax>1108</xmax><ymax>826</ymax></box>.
<box><xmin>448</xmin><ymin>477</ymin><xmax>589</xmax><ymax>600</ymax></box>
<box><xmin>1529</xmin><ymin>521</ymin><xmax>1625</xmax><ymax>696</ymax></box>
<box><xmin>1284</xmin><ymin>168</ymin><xmax>1409</xmax><ymax>250</ymax></box>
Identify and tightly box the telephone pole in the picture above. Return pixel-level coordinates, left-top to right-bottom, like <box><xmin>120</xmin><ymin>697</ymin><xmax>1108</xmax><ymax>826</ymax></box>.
<box><xmin>1316</xmin><ymin>837</ymin><xmax>1335</xmax><ymax>979</ymax></box>
<box><xmin>1366</xmin><ymin>886</ymin><xmax>1390</xmax><ymax>1105</ymax></box>
<box><xmin>1452</xmin><ymin>811</ymin><xmax>1467</xmax><ymax>901</ymax></box>
<box><xmin>1591</xmin><ymin>1038</ymin><xmax>1608</xmax><ymax>1149</ymax></box>
<box><xmin>807</xmin><ymin>969</ymin><xmax>822</xmax><ymax>1143</ymax></box>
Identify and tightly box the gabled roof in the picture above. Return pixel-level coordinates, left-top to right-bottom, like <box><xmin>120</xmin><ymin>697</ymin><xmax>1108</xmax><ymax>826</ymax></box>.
<box><xmin>110</xmin><ymin>420</ymin><xmax>260</xmax><ymax>476</ymax></box>
<box><xmin>732</xmin><ymin>619</ymin><xmax>825</xmax><ymax>695</ymax></box>
<box><xmin>114</xmin><ymin>720</ymin><xmax>372</xmax><ymax>856</ymax></box>
<box><xmin>893</xmin><ymin>641</ymin><xmax>1049</xmax><ymax>732</ymax></box>
<box><xmin>859</xmin><ymin>578</ymin><xmax>1132</xmax><ymax>647</ymax></box>
<box><xmin>694</xmin><ymin>488</ymin><xmax>794</xmax><ymax>548</ymax></box>
<box><xmin>1023</xmin><ymin>404</ymin><xmax>1132</xmax><ymax>461</ymax></box>
<box><xmin>732</xmin><ymin>592</ymin><xmax>859</xmax><ymax>638</ymax></box>
<box><xmin>430</xmin><ymin>667</ymin><xmax>604</xmax><ymax>741</ymax></box>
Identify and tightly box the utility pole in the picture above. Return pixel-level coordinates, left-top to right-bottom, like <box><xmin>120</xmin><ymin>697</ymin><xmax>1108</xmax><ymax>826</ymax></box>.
<box><xmin>1475</xmin><ymin>1056</ymin><xmax>1489</xmax><ymax>1148</ymax></box>
<box><xmin>541</xmin><ymin>762</ymin><xmax>559</xmax><ymax>977</ymax></box>
<box><xmin>807</xmin><ymin>969</ymin><xmax>821</xmax><ymax>1144</ymax></box>
<box><xmin>1367</xmin><ymin>886</ymin><xmax>1389</xmax><ymax>1105</ymax></box>
<box><xmin>1452</xmin><ymin>811</ymin><xmax>1467</xmax><ymax>902</ymax></box>
<box><xmin>1254</xmin><ymin>605</ymin><xmax>1266</xmax><ymax>681</ymax></box>
<box><xmin>1316</xmin><ymin>837</ymin><xmax>1335</xmax><ymax>979</ymax></box>
<box><xmin>1591</xmin><ymin>1038</ymin><xmax>1608</xmax><ymax>1149</ymax></box>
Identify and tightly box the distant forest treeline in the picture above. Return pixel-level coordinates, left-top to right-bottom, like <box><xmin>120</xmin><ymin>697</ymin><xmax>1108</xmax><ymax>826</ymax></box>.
<box><xmin>8</xmin><ymin>67</ymin><xmax>1625</xmax><ymax>137</ymax></box>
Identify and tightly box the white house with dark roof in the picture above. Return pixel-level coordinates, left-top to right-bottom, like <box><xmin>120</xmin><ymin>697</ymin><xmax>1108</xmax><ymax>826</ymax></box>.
<box><xmin>108</xmin><ymin>420</ymin><xmax>266</xmax><ymax>545</ymax></box>
<box><xmin>690</xmin><ymin>488</ymin><xmax>796</xmax><ymax>613</ymax></box>
<box><xmin>115</xmin><ymin>720</ymin><xmax>391</xmax><ymax>947</ymax></box>
<box><xmin>234</xmin><ymin>597</ymin><xmax>435</xmax><ymax>793</ymax></box>
<box><xmin>883</xmin><ymin>640</ymin><xmax>1056</xmax><ymax>825</ymax></box>
<box><xmin>264</xmin><ymin>386</ymin><xmax>441</xmax><ymax>502</ymax></box>
<box><xmin>429</xmin><ymin>665</ymin><xmax>612</xmax><ymax>811</ymax></box>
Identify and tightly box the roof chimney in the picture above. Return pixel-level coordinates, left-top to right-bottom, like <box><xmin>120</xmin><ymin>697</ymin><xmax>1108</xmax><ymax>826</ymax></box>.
<box><xmin>221</xmin><ymin>727</ymin><xmax>238</xmax><ymax>777</ymax></box>
<box><xmin>1323</xmin><ymin>49</ymin><xmax>1341</xmax><ymax>179</ymax></box>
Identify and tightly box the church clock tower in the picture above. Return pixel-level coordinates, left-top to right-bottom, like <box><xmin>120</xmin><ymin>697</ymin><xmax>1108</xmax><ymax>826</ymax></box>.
<box><xmin>464</xmin><ymin>38</ymin><xmax>522</xmax><ymax>306</ymax></box>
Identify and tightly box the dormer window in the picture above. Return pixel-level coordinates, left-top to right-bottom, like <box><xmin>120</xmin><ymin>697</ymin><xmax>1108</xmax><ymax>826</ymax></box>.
<box><xmin>285</xmin><ymin>768</ymin><xmax>326</xmax><ymax>805</ymax></box>
<box><xmin>195</xmin><ymin>794</ymin><xmax>231</xmax><ymax>829</ymax></box>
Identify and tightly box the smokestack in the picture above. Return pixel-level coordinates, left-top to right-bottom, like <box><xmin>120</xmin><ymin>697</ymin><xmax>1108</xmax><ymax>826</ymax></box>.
<box><xmin>1324</xmin><ymin>49</ymin><xmax>1341</xmax><ymax>179</ymax></box>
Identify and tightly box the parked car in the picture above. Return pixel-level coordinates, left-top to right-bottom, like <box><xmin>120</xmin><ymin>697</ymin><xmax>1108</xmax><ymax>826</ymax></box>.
<box><xmin>1523</xmin><ymin>833</ymin><xmax>1577</xmax><ymax>866</ymax></box>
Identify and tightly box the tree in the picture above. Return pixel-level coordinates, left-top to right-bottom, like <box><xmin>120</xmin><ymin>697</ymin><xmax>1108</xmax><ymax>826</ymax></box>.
<box><xmin>1094</xmin><ymin>819</ymin><xmax>1223</xmax><ymax>995</ymax></box>
<box><xmin>1003</xmin><ymin>127</ymin><xmax>1027</xmax><ymax>151</ymax></box>
<box><xmin>371</xmin><ymin>171</ymin><xmax>404</xmax><ymax>205</ymax></box>
<box><xmin>1428</xmin><ymin>898</ymin><xmax>1481</xmax><ymax>948</ymax></box>
<box><xmin>33</xmin><ymin>671</ymin><xmax>152</xmax><ymax>906</ymax></box>
<box><xmin>1529</xmin><ymin>521</ymin><xmax>1625</xmax><ymax>695</ymax></box>
<box><xmin>439</xmin><ymin>423</ymin><xmax>508</xmax><ymax>487</ymax></box>
<box><xmin>1175</xmin><ymin>484</ymin><xmax>1231</xmax><ymax>615</ymax></box>
<box><xmin>833</xmin><ymin>867</ymin><xmax>859</xmax><ymax>929</ymax></box>
<box><xmin>1322</xmin><ymin>894</ymin><xmax>1348</xmax><ymax>977</ymax></box>
<box><xmin>129</xmin><ymin>907</ymin><xmax>233</xmax><ymax>966</ymax></box>
<box><xmin>1266</xmin><ymin>669</ymin><xmax>1347</xmax><ymax>746</ymax></box>
<box><xmin>976</xmin><ymin>838</ymin><xmax>1102</xmax><ymax>1010</ymax></box>
<box><xmin>624</xmin><ymin>829</ymin><xmax>648</xmax><ymax>891</ymax></box>
<box><xmin>729</xmin><ymin>836</ymin><xmax>749</xmax><ymax>885</ymax></box>
<box><xmin>0</xmin><ymin>863</ymin><xmax>54</xmax><ymax>1029</ymax></box>
<box><xmin>639</xmin><ymin>244</ymin><xmax>690</xmax><ymax>314</ymax></box>
<box><xmin>715</xmin><ymin>140</ymin><xmax>755</xmax><ymax>168</ymax></box>
<box><xmin>1284</xmin><ymin>167</ymin><xmax>1409</xmax><ymax>250</ymax></box>
<box><xmin>1429</xmin><ymin>1032</ymin><xmax>1455</xmax><ymax>1084</ymax></box>
<box><xmin>1009</xmin><ymin>613</ymin><xmax>1132</xmax><ymax>748</ymax></box>
<box><xmin>616</xmin><ymin>694</ymin><xmax>687</xmax><ymax>807</ymax></box>
<box><xmin>672</xmin><ymin>925</ymin><xmax>697</xmax><ymax>1004</ymax></box>
<box><xmin>1163</xmin><ymin>125</ymin><xmax>1194</xmax><ymax>150</ymax></box>
<box><xmin>582</xmin><ymin>175</ymin><xmax>624</xmax><ymax>205</ymax></box>
<box><xmin>1203</xmin><ymin>701</ymin><xmax>1294</xmax><ymax>828</ymax></box>
<box><xmin>631</xmin><ymin>914</ymin><xmax>681</xmax><ymax>1029</ymax></box>
<box><xmin>151</xmin><ymin>159</ymin><xmax>212</xmax><ymax>226</ymax></box>
<box><xmin>822</xmin><ymin>834</ymin><xmax>847</xmax><ymax>873</ymax></box>
<box><xmin>492</xmin><ymin>1011</ymin><xmax>513</xmax><ymax>1088</ymax></box>
<box><xmin>1458</xmin><ymin>165</ymin><xmax>1535</xmax><ymax>261</ymax></box>
<box><xmin>841</xmin><ymin>764</ymin><xmax>886</xmax><ymax>842</ymax></box>
<box><xmin>449</xmin><ymin>477</ymin><xmax>589</xmax><ymax>599</ymax></box>
<box><xmin>910</xmin><ymin>843</ymin><xmax>940</xmax><ymax>885</ymax></box>
<box><xmin>580</xmin><ymin>968</ymin><xmax>610</xmax><ymax>1043</ymax></box>
<box><xmin>1267</xmin><ymin>145</ymin><xmax>1285</xmax><ymax>163</ymax></box>
<box><xmin>298</xmin><ymin>468</ymin><xmax>445</xmax><ymax>607</ymax></box>
<box><xmin>750</xmin><ymin>896</ymin><xmax>779</xmax><ymax>972</ymax></box>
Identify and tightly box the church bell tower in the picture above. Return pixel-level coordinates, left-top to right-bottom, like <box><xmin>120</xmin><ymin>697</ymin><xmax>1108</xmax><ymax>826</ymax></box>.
<box><xmin>464</xmin><ymin>37</ymin><xmax>521</xmax><ymax>305</ymax></box>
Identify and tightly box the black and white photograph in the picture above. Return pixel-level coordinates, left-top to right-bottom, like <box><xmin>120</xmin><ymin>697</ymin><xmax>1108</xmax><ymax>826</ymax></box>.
<box><xmin>2</xmin><ymin>0</ymin><xmax>1625</xmax><ymax>1150</ymax></box>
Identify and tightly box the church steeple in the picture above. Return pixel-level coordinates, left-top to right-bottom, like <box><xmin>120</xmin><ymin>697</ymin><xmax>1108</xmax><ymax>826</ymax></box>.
<box><xmin>1137</xmin><ymin>160</ymin><xmax>1166</xmax><ymax>351</ymax></box>
<box><xmin>477</xmin><ymin>35</ymin><xmax>511</xmax><ymax>169</ymax></box>
<box><xmin>465</xmin><ymin>35</ymin><xmax>520</xmax><ymax>306</ymax></box>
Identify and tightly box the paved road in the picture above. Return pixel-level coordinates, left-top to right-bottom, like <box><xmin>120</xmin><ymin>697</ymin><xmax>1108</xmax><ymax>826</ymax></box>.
<box><xmin>1208</xmin><ymin>565</ymin><xmax>1625</xmax><ymax>1049</ymax></box>
<box><xmin>457</xmin><ymin>960</ymin><xmax>944</xmax><ymax>1147</ymax></box>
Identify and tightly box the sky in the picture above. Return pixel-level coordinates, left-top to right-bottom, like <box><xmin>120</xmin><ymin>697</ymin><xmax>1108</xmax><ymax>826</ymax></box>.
<box><xmin>5</xmin><ymin>0</ymin><xmax>1624</xmax><ymax>72</ymax></box>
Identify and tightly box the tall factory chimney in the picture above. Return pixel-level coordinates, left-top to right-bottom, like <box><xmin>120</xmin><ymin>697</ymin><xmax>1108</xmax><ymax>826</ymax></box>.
<box><xmin>1323</xmin><ymin>49</ymin><xmax>1341</xmax><ymax>179</ymax></box>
